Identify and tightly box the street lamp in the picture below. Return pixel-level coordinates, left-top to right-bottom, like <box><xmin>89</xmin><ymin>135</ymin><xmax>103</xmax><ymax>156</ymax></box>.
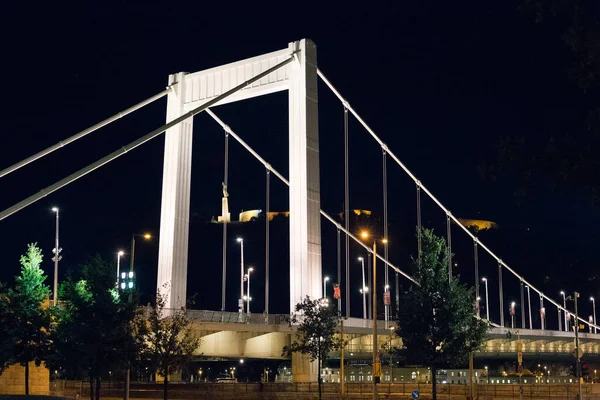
<box><xmin>130</xmin><ymin>233</ymin><xmax>152</xmax><ymax>274</ymax></box>
<box><xmin>323</xmin><ymin>276</ymin><xmax>330</xmax><ymax>299</ymax></box>
<box><xmin>510</xmin><ymin>302</ymin><xmax>516</xmax><ymax>329</ymax></box>
<box><xmin>359</xmin><ymin>230</ymin><xmax>388</xmax><ymax>400</ymax></box>
<box><xmin>482</xmin><ymin>278</ymin><xmax>489</xmax><ymax>321</ymax></box>
<box><xmin>561</xmin><ymin>291</ymin><xmax>568</xmax><ymax>332</ymax></box>
<box><xmin>591</xmin><ymin>297</ymin><xmax>597</xmax><ymax>334</ymax></box>
<box><xmin>246</xmin><ymin>267</ymin><xmax>253</xmax><ymax>315</ymax></box>
<box><xmin>116</xmin><ymin>251</ymin><xmax>124</xmax><ymax>288</ymax></box>
<box><xmin>358</xmin><ymin>257</ymin><xmax>367</xmax><ymax>319</ymax></box>
<box><xmin>51</xmin><ymin>207</ymin><xmax>62</xmax><ymax>304</ymax></box>
<box><xmin>124</xmin><ymin>232</ymin><xmax>151</xmax><ymax>400</ymax></box>
<box><xmin>359</xmin><ymin>288</ymin><xmax>368</xmax><ymax>319</ymax></box>
<box><xmin>237</xmin><ymin>238</ymin><xmax>244</xmax><ymax>314</ymax></box>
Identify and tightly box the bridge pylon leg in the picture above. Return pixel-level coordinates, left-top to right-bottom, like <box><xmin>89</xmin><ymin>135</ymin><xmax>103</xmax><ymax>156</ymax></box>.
<box><xmin>288</xmin><ymin>39</ymin><xmax>322</xmax><ymax>315</ymax></box>
<box><xmin>157</xmin><ymin>72</ymin><xmax>193</xmax><ymax>309</ymax></box>
<box><xmin>292</xmin><ymin>352</ymin><xmax>318</xmax><ymax>383</ymax></box>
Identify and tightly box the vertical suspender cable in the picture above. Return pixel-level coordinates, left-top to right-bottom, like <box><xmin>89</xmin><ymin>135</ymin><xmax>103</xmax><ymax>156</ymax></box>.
<box><xmin>383</xmin><ymin>148</ymin><xmax>389</xmax><ymax>321</ymax></box>
<box><xmin>416</xmin><ymin>183</ymin><xmax>422</xmax><ymax>263</ymax></box>
<box><xmin>344</xmin><ymin>106</ymin><xmax>350</xmax><ymax>318</ymax></box>
<box><xmin>221</xmin><ymin>132</ymin><xmax>229</xmax><ymax>311</ymax></box>
<box><xmin>447</xmin><ymin>214</ymin><xmax>452</xmax><ymax>282</ymax></box>
<box><xmin>265</xmin><ymin>168</ymin><xmax>270</xmax><ymax>314</ymax></box>
<box><xmin>498</xmin><ymin>262</ymin><xmax>504</xmax><ymax>327</ymax></box>
<box><xmin>337</xmin><ymin>228</ymin><xmax>342</xmax><ymax>312</ymax></box>
<box><xmin>520</xmin><ymin>280</ymin><xmax>525</xmax><ymax>329</ymax></box>
<box><xmin>474</xmin><ymin>240</ymin><xmax>480</xmax><ymax>318</ymax></box>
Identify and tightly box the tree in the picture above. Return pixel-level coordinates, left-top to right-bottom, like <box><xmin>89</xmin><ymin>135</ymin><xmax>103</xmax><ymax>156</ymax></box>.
<box><xmin>51</xmin><ymin>255</ymin><xmax>139</xmax><ymax>400</ymax></box>
<box><xmin>3</xmin><ymin>244</ymin><xmax>52</xmax><ymax>394</ymax></box>
<box><xmin>0</xmin><ymin>282</ymin><xmax>12</xmax><ymax>374</ymax></box>
<box><xmin>396</xmin><ymin>229</ymin><xmax>488</xmax><ymax>400</ymax></box>
<box><xmin>135</xmin><ymin>285</ymin><xmax>200</xmax><ymax>400</ymax></box>
<box><xmin>282</xmin><ymin>296</ymin><xmax>342</xmax><ymax>400</ymax></box>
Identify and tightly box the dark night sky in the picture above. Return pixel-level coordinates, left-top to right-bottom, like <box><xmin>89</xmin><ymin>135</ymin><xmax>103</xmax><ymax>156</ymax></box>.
<box><xmin>1</xmin><ymin>1</ymin><xmax>599</xmax><ymax>326</ymax></box>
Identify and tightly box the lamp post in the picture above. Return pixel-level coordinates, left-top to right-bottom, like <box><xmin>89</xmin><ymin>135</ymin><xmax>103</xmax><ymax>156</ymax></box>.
<box><xmin>130</xmin><ymin>233</ymin><xmax>152</xmax><ymax>274</ymax></box>
<box><xmin>359</xmin><ymin>257</ymin><xmax>367</xmax><ymax>319</ymax></box>
<box><xmin>116</xmin><ymin>251</ymin><xmax>124</xmax><ymax>288</ymax></box>
<box><xmin>591</xmin><ymin>297</ymin><xmax>597</xmax><ymax>334</ymax></box>
<box><xmin>561</xmin><ymin>291</ymin><xmax>568</xmax><ymax>332</ymax></box>
<box><xmin>482</xmin><ymin>278</ymin><xmax>489</xmax><ymax>321</ymax></box>
<box><xmin>525</xmin><ymin>285</ymin><xmax>532</xmax><ymax>330</ymax></box>
<box><xmin>510</xmin><ymin>302</ymin><xmax>516</xmax><ymax>329</ymax></box>
<box><xmin>246</xmin><ymin>267</ymin><xmax>253</xmax><ymax>315</ymax></box>
<box><xmin>125</xmin><ymin>232</ymin><xmax>151</xmax><ymax>400</ymax></box>
<box><xmin>360</xmin><ymin>231</ymin><xmax>387</xmax><ymax>400</ymax></box>
<box><xmin>323</xmin><ymin>276</ymin><xmax>330</xmax><ymax>299</ymax></box>
<box><xmin>539</xmin><ymin>295</ymin><xmax>545</xmax><ymax>330</ymax></box>
<box><xmin>51</xmin><ymin>207</ymin><xmax>61</xmax><ymax>304</ymax></box>
<box><xmin>359</xmin><ymin>288</ymin><xmax>368</xmax><ymax>319</ymax></box>
<box><xmin>237</xmin><ymin>238</ymin><xmax>244</xmax><ymax>314</ymax></box>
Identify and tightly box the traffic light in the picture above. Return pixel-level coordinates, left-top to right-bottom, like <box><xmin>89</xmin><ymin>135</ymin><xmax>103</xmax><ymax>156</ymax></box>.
<box><xmin>583</xmin><ymin>363</ymin><xmax>589</xmax><ymax>378</ymax></box>
<box><xmin>119</xmin><ymin>271</ymin><xmax>136</xmax><ymax>290</ymax></box>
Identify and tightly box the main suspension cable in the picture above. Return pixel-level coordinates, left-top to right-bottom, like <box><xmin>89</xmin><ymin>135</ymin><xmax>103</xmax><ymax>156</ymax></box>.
<box><xmin>316</xmin><ymin>68</ymin><xmax>595</xmax><ymax>328</ymax></box>
<box><xmin>0</xmin><ymin>54</ymin><xmax>296</xmax><ymax>222</ymax></box>
<box><xmin>204</xmin><ymin>109</ymin><xmax>417</xmax><ymax>285</ymax></box>
<box><xmin>0</xmin><ymin>88</ymin><xmax>171</xmax><ymax>179</ymax></box>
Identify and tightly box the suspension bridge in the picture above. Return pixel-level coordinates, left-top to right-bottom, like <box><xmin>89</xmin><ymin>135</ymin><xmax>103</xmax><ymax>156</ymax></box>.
<box><xmin>1</xmin><ymin>39</ymin><xmax>598</xmax><ymax>382</ymax></box>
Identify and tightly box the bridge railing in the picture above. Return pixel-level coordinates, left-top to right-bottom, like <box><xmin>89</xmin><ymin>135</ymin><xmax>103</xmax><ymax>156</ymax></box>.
<box><xmin>184</xmin><ymin>309</ymin><xmax>290</xmax><ymax>325</ymax></box>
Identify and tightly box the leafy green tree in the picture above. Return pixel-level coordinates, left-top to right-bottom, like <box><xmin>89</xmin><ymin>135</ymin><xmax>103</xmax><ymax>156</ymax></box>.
<box><xmin>2</xmin><ymin>244</ymin><xmax>52</xmax><ymax>394</ymax></box>
<box><xmin>51</xmin><ymin>255</ymin><xmax>139</xmax><ymax>400</ymax></box>
<box><xmin>134</xmin><ymin>285</ymin><xmax>200</xmax><ymax>400</ymax></box>
<box><xmin>396</xmin><ymin>229</ymin><xmax>488</xmax><ymax>400</ymax></box>
<box><xmin>0</xmin><ymin>282</ymin><xmax>11</xmax><ymax>373</ymax></box>
<box><xmin>282</xmin><ymin>296</ymin><xmax>341</xmax><ymax>400</ymax></box>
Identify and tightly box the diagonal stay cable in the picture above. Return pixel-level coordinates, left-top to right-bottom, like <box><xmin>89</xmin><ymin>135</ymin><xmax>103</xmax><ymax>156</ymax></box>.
<box><xmin>317</xmin><ymin>68</ymin><xmax>599</xmax><ymax>330</ymax></box>
<box><xmin>0</xmin><ymin>54</ymin><xmax>296</xmax><ymax>222</ymax></box>
<box><xmin>0</xmin><ymin>88</ymin><xmax>172</xmax><ymax>179</ymax></box>
<box><xmin>205</xmin><ymin>108</ymin><xmax>418</xmax><ymax>285</ymax></box>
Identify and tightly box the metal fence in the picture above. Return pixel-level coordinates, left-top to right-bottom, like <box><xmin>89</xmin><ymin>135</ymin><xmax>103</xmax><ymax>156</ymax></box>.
<box><xmin>50</xmin><ymin>381</ymin><xmax>600</xmax><ymax>400</ymax></box>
